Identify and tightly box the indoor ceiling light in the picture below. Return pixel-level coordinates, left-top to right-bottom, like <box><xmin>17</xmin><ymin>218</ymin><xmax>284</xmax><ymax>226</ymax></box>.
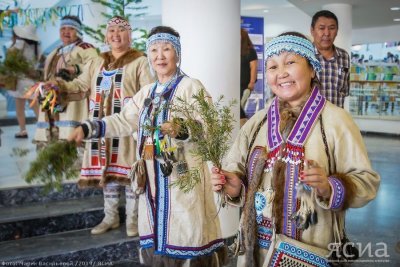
<box><xmin>394</xmin><ymin>18</ymin><xmax>400</xmax><ymax>22</ymax></box>
<box><xmin>263</xmin><ymin>9</ymin><xmax>269</xmax><ymax>13</ymax></box>
<box><xmin>390</xmin><ymin>7</ymin><xmax>400</xmax><ymax>11</ymax></box>
<box><xmin>352</xmin><ymin>45</ymin><xmax>362</xmax><ymax>51</ymax></box>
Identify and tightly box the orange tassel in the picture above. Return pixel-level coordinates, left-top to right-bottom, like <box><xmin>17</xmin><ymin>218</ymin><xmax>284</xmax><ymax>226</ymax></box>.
<box><xmin>143</xmin><ymin>137</ymin><xmax>154</xmax><ymax>160</ymax></box>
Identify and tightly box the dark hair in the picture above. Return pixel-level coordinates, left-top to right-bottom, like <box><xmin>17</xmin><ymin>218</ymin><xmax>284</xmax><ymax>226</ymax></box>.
<box><xmin>61</xmin><ymin>15</ymin><xmax>82</xmax><ymax>25</ymax></box>
<box><xmin>241</xmin><ymin>28</ymin><xmax>254</xmax><ymax>56</ymax></box>
<box><xmin>311</xmin><ymin>10</ymin><xmax>338</xmax><ymax>29</ymax></box>
<box><xmin>148</xmin><ymin>26</ymin><xmax>180</xmax><ymax>38</ymax></box>
<box><xmin>12</xmin><ymin>31</ymin><xmax>39</xmax><ymax>58</ymax></box>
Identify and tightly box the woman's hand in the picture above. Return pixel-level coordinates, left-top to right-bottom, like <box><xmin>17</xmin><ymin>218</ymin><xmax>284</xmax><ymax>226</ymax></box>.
<box><xmin>301</xmin><ymin>159</ymin><xmax>331</xmax><ymax>199</ymax></box>
<box><xmin>160</xmin><ymin>121</ymin><xmax>180</xmax><ymax>138</ymax></box>
<box><xmin>210</xmin><ymin>167</ymin><xmax>242</xmax><ymax>198</ymax></box>
<box><xmin>68</xmin><ymin>126</ymin><xmax>85</xmax><ymax>146</ymax></box>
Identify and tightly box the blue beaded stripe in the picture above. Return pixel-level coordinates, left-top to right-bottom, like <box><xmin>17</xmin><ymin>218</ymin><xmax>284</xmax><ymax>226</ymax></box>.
<box><xmin>54</xmin><ymin>120</ymin><xmax>81</xmax><ymax>128</ymax></box>
<box><xmin>265</xmin><ymin>35</ymin><xmax>321</xmax><ymax>72</ymax></box>
<box><xmin>162</xmin><ymin>240</ymin><xmax>225</xmax><ymax>259</ymax></box>
<box><xmin>140</xmin><ymin>235</ymin><xmax>154</xmax><ymax>248</ymax></box>
<box><xmin>328</xmin><ymin>177</ymin><xmax>345</xmax><ymax>209</ymax></box>
<box><xmin>36</xmin><ymin>121</ymin><xmax>50</xmax><ymax>129</ymax></box>
<box><xmin>155</xmin><ymin>162</ymin><xmax>169</xmax><ymax>253</ymax></box>
<box><xmin>98</xmin><ymin>120</ymin><xmax>106</xmax><ymax>138</ymax></box>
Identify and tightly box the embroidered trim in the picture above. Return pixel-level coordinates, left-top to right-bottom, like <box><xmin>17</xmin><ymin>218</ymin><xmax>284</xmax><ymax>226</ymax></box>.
<box><xmin>88</xmin><ymin>68</ymin><xmax>124</xmax><ymax>172</ymax></box>
<box><xmin>106</xmin><ymin>165</ymin><xmax>130</xmax><ymax>176</ymax></box>
<box><xmin>80</xmin><ymin>168</ymin><xmax>102</xmax><ymax>177</ymax></box>
<box><xmin>328</xmin><ymin>177</ymin><xmax>345</xmax><ymax>209</ymax></box>
<box><xmin>140</xmin><ymin>235</ymin><xmax>154</xmax><ymax>248</ymax></box>
<box><xmin>270</xmin><ymin>241</ymin><xmax>330</xmax><ymax>267</ymax></box>
<box><xmin>258</xmin><ymin>217</ymin><xmax>273</xmax><ymax>249</ymax></box>
<box><xmin>163</xmin><ymin>240</ymin><xmax>225</xmax><ymax>259</ymax></box>
<box><xmin>265</xmin><ymin>87</ymin><xmax>326</xmax><ymax>239</ymax></box>
<box><xmin>247</xmin><ymin>146</ymin><xmax>264</xmax><ymax>180</ymax></box>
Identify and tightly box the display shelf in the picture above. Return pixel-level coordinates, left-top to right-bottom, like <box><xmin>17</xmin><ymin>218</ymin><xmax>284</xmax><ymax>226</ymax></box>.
<box><xmin>349</xmin><ymin>80</ymin><xmax>400</xmax><ymax>119</ymax></box>
<box><xmin>349</xmin><ymin>62</ymin><xmax>400</xmax><ymax>124</ymax></box>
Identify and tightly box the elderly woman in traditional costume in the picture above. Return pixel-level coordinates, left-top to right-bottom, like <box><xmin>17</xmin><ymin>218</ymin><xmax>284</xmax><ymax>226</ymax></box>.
<box><xmin>211</xmin><ymin>32</ymin><xmax>380</xmax><ymax>266</ymax></box>
<box><xmin>34</xmin><ymin>15</ymin><xmax>97</xmax><ymax>144</ymax></box>
<box><xmin>52</xmin><ymin>16</ymin><xmax>153</xmax><ymax>237</ymax></box>
<box><xmin>68</xmin><ymin>25</ymin><xmax>227</xmax><ymax>266</ymax></box>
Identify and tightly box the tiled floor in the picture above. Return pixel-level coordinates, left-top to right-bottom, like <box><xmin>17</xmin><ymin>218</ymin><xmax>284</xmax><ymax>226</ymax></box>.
<box><xmin>0</xmin><ymin>124</ymin><xmax>78</xmax><ymax>189</ymax></box>
<box><xmin>0</xmin><ymin>124</ymin><xmax>38</xmax><ymax>189</ymax></box>
<box><xmin>0</xmin><ymin>124</ymin><xmax>399</xmax><ymax>265</ymax></box>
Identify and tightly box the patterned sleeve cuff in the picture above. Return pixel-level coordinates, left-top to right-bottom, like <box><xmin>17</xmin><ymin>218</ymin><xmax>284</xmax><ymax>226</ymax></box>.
<box><xmin>315</xmin><ymin>176</ymin><xmax>345</xmax><ymax>210</ymax></box>
<box><xmin>327</xmin><ymin>176</ymin><xmax>345</xmax><ymax>209</ymax></box>
<box><xmin>82</xmin><ymin>120</ymin><xmax>106</xmax><ymax>139</ymax></box>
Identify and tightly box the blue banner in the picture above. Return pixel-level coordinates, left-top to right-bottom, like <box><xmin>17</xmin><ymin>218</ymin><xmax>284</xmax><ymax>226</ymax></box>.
<box><xmin>241</xmin><ymin>16</ymin><xmax>264</xmax><ymax>117</ymax></box>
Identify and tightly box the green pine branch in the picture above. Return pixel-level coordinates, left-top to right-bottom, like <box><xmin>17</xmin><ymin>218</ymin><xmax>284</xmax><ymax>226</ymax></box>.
<box><xmin>25</xmin><ymin>141</ymin><xmax>79</xmax><ymax>193</ymax></box>
<box><xmin>168</xmin><ymin>89</ymin><xmax>237</xmax><ymax>192</ymax></box>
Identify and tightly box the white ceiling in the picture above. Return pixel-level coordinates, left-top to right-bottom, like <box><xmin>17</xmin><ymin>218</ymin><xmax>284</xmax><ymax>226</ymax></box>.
<box><xmin>241</xmin><ymin>0</ymin><xmax>400</xmax><ymax>29</ymax></box>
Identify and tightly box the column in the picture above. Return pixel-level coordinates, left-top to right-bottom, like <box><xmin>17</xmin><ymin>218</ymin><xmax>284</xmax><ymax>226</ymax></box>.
<box><xmin>163</xmin><ymin>0</ymin><xmax>240</xmax><ymax>238</ymax></box>
<box><xmin>322</xmin><ymin>3</ymin><xmax>352</xmax><ymax>53</ymax></box>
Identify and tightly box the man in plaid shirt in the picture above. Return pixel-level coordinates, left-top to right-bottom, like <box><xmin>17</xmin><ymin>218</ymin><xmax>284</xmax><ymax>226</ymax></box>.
<box><xmin>311</xmin><ymin>10</ymin><xmax>350</xmax><ymax>108</ymax></box>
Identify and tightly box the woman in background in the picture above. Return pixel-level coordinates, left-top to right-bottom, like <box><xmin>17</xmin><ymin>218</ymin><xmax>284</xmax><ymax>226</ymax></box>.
<box><xmin>7</xmin><ymin>25</ymin><xmax>40</xmax><ymax>138</ymax></box>
<box><xmin>240</xmin><ymin>28</ymin><xmax>258</xmax><ymax>127</ymax></box>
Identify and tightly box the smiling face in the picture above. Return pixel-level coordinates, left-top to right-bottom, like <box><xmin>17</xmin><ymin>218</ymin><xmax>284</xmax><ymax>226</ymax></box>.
<box><xmin>60</xmin><ymin>26</ymin><xmax>79</xmax><ymax>46</ymax></box>
<box><xmin>311</xmin><ymin>16</ymin><xmax>338</xmax><ymax>51</ymax></box>
<box><xmin>149</xmin><ymin>42</ymin><xmax>178</xmax><ymax>83</ymax></box>
<box><xmin>106</xmin><ymin>25</ymin><xmax>131</xmax><ymax>52</ymax></box>
<box><xmin>266</xmin><ymin>52</ymin><xmax>315</xmax><ymax>107</ymax></box>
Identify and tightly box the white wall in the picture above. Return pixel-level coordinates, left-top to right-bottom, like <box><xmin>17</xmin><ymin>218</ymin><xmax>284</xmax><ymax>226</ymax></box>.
<box><xmin>353</xmin><ymin>25</ymin><xmax>400</xmax><ymax>45</ymax></box>
<box><xmin>261</xmin><ymin>8</ymin><xmax>312</xmax><ymax>39</ymax></box>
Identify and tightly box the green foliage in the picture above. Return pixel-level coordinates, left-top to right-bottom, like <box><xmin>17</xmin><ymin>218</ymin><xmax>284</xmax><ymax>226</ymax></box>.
<box><xmin>169</xmin><ymin>169</ymin><xmax>201</xmax><ymax>193</ymax></box>
<box><xmin>25</xmin><ymin>141</ymin><xmax>79</xmax><ymax>193</ymax></box>
<box><xmin>0</xmin><ymin>48</ymin><xmax>33</xmax><ymax>77</ymax></box>
<box><xmin>169</xmin><ymin>89</ymin><xmax>236</xmax><ymax>193</ymax></box>
<box><xmin>171</xmin><ymin>89</ymin><xmax>236</xmax><ymax>169</ymax></box>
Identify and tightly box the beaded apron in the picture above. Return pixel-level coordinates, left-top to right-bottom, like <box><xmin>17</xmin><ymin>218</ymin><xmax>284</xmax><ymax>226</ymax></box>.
<box><xmin>248</xmin><ymin>87</ymin><xmax>326</xmax><ymax>248</ymax></box>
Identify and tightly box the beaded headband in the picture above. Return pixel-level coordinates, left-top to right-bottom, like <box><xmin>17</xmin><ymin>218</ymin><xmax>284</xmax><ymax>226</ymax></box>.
<box><xmin>105</xmin><ymin>17</ymin><xmax>132</xmax><ymax>46</ymax></box>
<box><xmin>265</xmin><ymin>35</ymin><xmax>321</xmax><ymax>72</ymax></box>
<box><xmin>60</xmin><ymin>18</ymin><xmax>82</xmax><ymax>38</ymax></box>
<box><xmin>146</xmin><ymin>33</ymin><xmax>182</xmax><ymax>76</ymax></box>
<box><xmin>107</xmin><ymin>17</ymin><xmax>132</xmax><ymax>31</ymax></box>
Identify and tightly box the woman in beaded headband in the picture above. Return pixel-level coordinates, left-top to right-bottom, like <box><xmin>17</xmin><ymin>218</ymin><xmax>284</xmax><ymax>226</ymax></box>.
<box><xmin>68</xmin><ymin>25</ymin><xmax>228</xmax><ymax>266</ymax></box>
<box><xmin>145</xmin><ymin>26</ymin><xmax>182</xmax><ymax>78</ymax></box>
<box><xmin>210</xmin><ymin>32</ymin><xmax>379</xmax><ymax>266</ymax></box>
<box><xmin>45</xmin><ymin>15</ymin><xmax>153</xmax><ymax>240</ymax></box>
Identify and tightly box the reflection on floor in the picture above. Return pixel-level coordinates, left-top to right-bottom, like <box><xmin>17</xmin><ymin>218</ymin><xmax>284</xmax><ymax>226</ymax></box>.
<box><xmin>0</xmin><ymin>125</ymin><xmax>399</xmax><ymax>265</ymax></box>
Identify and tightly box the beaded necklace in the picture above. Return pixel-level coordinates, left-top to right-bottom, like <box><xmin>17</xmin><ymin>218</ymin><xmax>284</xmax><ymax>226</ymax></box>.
<box><xmin>138</xmin><ymin>74</ymin><xmax>183</xmax><ymax>159</ymax></box>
